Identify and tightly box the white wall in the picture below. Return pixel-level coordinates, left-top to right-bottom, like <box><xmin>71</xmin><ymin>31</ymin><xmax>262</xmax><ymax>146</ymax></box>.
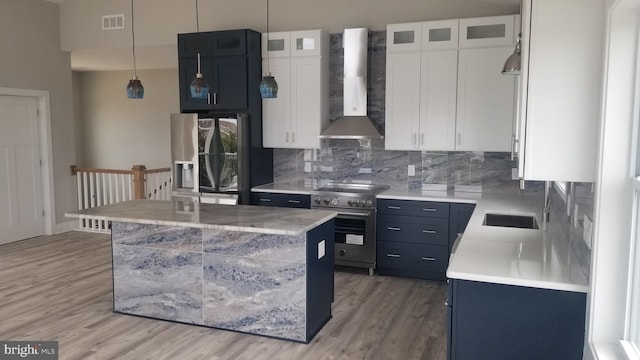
<box><xmin>0</xmin><ymin>0</ymin><xmax>77</xmax><ymax>226</ymax></box>
<box><xmin>77</xmin><ymin>69</ymin><xmax>178</xmax><ymax>169</ymax></box>
<box><xmin>60</xmin><ymin>0</ymin><xmax>520</xmax><ymax>51</ymax></box>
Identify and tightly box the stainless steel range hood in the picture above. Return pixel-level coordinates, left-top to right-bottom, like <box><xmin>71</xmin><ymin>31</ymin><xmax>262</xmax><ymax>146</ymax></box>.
<box><xmin>319</xmin><ymin>28</ymin><xmax>384</xmax><ymax>140</ymax></box>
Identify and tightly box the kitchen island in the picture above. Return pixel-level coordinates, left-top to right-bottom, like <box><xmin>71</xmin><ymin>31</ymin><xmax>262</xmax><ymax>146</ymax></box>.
<box><xmin>66</xmin><ymin>199</ymin><xmax>336</xmax><ymax>343</ymax></box>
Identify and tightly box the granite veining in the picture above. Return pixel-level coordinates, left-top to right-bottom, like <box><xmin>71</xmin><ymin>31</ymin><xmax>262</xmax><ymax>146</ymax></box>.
<box><xmin>66</xmin><ymin>200</ymin><xmax>336</xmax><ymax>236</ymax></box>
<box><xmin>202</xmin><ymin>229</ymin><xmax>306</xmax><ymax>262</ymax></box>
<box><xmin>112</xmin><ymin>222</ymin><xmax>202</xmax><ymax>252</ymax></box>
<box><xmin>113</xmin><ymin>244</ymin><xmax>203</xmax><ymax>324</ymax></box>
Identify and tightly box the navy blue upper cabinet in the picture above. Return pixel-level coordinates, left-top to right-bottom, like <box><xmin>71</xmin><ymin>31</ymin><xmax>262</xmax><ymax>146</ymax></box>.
<box><xmin>177</xmin><ymin>29</ymin><xmax>261</xmax><ymax>112</ymax></box>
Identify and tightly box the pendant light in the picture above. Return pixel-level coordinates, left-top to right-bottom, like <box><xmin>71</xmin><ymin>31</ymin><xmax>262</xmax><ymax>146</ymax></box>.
<box><xmin>501</xmin><ymin>33</ymin><xmax>522</xmax><ymax>75</ymax></box>
<box><xmin>259</xmin><ymin>0</ymin><xmax>278</xmax><ymax>98</ymax></box>
<box><xmin>126</xmin><ymin>0</ymin><xmax>144</xmax><ymax>99</ymax></box>
<box><xmin>190</xmin><ymin>0</ymin><xmax>209</xmax><ymax>99</ymax></box>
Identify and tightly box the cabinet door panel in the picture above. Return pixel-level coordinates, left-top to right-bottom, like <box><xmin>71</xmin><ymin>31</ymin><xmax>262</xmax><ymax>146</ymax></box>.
<box><xmin>211</xmin><ymin>30</ymin><xmax>247</xmax><ymax>56</ymax></box>
<box><xmin>291</xmin><ymin>57</ymin><xmax>322</xmax><ymax>148</ymax></box>
<box><xmin>459</xmin><ymin>15</ymin><xmax>516</xmax><ymax>48</ymax></box>
<box><xmin>290</xmin><ymin>30</ymin><xmax>322</xmax><ymax>57</ymax></box>
<box><xmin>384</xmin><ymin>52</ymin><xmax>421</xmax><ymax>150</ymax></box>
<box><xmin>262</xmin><ymin>32</ymin><xmax>291</xmax><ymax>58</ymax></box>
<box><xmin>387</xmin><ymin>22</ymin><xmax>422</xmax><ymax>52</ymax></box>
<box><xmin>377</xmin><ymin>215</ymin><xmax>449</xmax><ymax>246</ymax></box>
<box><xmin>212</xmin><ymin>56</ymin><xmax>248</xmax><ymax>110</ymax></box>
<box><xmin>262</xmin><ymin>58</ymin><xmax>292</xmax><ymax>148</ymax></box>
<box><xmin>178</xmin><ymin>33</ymin><xmax>213</xmax><ymax>58</ymax></box>
<box><xmin>377</xmin><ymin>241</ymin><xmax>448</xmax><ymax>274</ymax></box>
<box><xmin>456</xmin><ymin>47</ymin><xmax>515</xmax><ymax>151</ymax></box>
<box><xmin>422</xmin><ymin>20</ymin><xmax>459</xmax><ymax>50</ymax></box>
<box><xmin>420</xmin><ymin>50</ymin><xmax>458</xmax><ymax>150</ymax></box>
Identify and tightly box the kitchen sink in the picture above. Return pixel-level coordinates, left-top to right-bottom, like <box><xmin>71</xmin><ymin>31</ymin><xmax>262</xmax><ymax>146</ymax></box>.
<box><xmin>483</xmin><ymin>213</ymin><xmax>539</xmax><ymax>230</ymax></box>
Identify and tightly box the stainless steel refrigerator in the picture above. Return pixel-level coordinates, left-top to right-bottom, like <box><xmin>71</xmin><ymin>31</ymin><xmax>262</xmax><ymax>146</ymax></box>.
<box><xmin>170</xmin><ymin>113</ymin><xmax>272</xmax><ymax>205</ymax></box>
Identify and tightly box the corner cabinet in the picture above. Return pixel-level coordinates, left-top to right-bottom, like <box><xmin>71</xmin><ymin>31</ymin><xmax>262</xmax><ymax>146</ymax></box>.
<box><xmin>177</xmin><ymin>29</ymin><xmax>262</xmax><ymax>113</ymax></box>
<box><xmin>385</xmin><ymin>16</ymin><xmax>518</xmax><ymax>152</ymax></box>
<box><xmin>515</xmin><ymin>0</ymin><xmax>604</xmax><ymax>182</ymax></box>
<box><xmin>261</xmin><ymin>30</ymin><xmax>329</xmax><ymax>149</ymax></box>
<box><xmin>447</xmin><ymin>279</ymin><xmax>586</xmax><ymax>360</ymax></box>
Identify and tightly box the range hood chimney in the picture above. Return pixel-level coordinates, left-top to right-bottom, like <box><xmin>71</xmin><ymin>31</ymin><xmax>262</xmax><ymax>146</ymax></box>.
<box><xmin>319</xmin><ymin>28</ymin><xmax>384</xmax><ymax>140</ymax></box>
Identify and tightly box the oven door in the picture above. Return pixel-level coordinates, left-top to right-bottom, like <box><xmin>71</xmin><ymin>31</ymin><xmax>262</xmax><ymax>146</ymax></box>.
<box><xmin>333</xmin><ymin>210</ymin><xmax>375</xmax><ymax>267</ymax></box>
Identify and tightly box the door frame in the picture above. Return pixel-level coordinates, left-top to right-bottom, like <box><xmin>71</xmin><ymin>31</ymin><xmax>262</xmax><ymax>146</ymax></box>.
<box><xmin>0</xmin><ymin>87</ymin><xmax>55</xmax><ymax>236</ymax></box>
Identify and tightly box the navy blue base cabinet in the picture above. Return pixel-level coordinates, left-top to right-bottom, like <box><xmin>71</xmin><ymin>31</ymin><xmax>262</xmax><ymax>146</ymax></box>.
<box><xmin>448</xmin><ymin>279</ymin><xmax>586</xmax><ymax>360</ymax></box>
<box><xmin>250</xmin><ymin>192</ymin><xmax>311</xmax><ymax>209</ymax></box>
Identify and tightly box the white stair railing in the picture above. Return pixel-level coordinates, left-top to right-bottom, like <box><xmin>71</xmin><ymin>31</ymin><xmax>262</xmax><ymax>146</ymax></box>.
<box><xmin>71</xmin><ymin>165</ymin><xmax>172</xmax><ymax>233</ymax></box>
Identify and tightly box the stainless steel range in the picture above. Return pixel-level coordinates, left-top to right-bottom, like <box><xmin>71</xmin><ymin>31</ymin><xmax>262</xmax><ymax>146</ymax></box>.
<box><xmin>311</xmin><ymin>183</ymin><xmax>389</xmax><ymax>276</ymax></box>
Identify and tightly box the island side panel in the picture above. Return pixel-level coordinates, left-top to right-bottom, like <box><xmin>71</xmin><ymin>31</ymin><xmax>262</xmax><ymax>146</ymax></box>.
<box><xmin>202</xmin><ymin>229</ymin><xmax>307</xmax><ymax>342</ymax></box>
<box><xmin>111</xmin><ymin>222</ymin><xmax>204</xmax><ymax>325</ymax></box>
<box><xmin>305</xmin><ymin>220</ymin><xmax>335</xmax><ymax>342</ymax></box>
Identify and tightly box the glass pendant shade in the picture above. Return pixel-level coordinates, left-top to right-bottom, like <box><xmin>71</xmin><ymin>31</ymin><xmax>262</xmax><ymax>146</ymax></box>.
<box><xmin>502</xmin><ymin>33</ymin><xmax>522</xmax><ymax>75</ymax></box>
<box><xmin>126</xmin><ymin>76</ymin><xmax>144</xmax><ymax>99</ymax></box>
<box><xmin>259</xmin><ymin>74</ymin><xmax>278</xmax><ymax>98</ymax></box>
<box><xmin>190</xmin><ymin>73</ymin><xmax>209</xmax><ymax>98</ymax></box>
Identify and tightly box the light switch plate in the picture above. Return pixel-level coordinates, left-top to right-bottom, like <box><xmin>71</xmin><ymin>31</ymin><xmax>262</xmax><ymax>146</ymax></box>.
<box><xmin>318</xmin><ymin>240</ymin><xmax>325</xmax><ymax>259</ymax></box>
<box><xmin>408</xmin><ymin>165</ymin><xmax>416</xmax><ymax>177</ymax></box>
<box><xmin>583</xmin><ymin>215</ymin><xmax>593</xmax><ymax>250</ymax></box>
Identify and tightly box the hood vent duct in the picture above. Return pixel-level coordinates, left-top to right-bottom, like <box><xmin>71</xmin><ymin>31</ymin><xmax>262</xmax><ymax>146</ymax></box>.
<box><xmin>319</xmin><ymin>28</ymin><xmax>384</xmax><ymax>140</ymax></box>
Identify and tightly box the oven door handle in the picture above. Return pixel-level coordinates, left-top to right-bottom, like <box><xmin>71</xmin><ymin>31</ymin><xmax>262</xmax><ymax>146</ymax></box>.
<box><xmin>336</xmin><ymin>211</ymin><xmax>372</xmax><ymax>218</ymax></box>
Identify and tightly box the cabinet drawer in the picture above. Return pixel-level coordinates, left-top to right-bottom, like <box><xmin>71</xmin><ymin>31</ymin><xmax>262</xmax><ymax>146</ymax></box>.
<box><xmin>250</xmin><ymin>192</ymin><xmax>310</xmax><ymax>208</ymax></box>
<box><xmin>377</xmin><ymin>215</ymin><xmax>448</xmax><ymax>246</ymax></box>
<box><xmin>377</xmin><ymin>241</ymin><xmax>448</xmax><ymax>274</ymax></box>
<box><xmin>377</xmin><ymin>199</ymin><xmax>449</xmax><ymax>218</ymax></box>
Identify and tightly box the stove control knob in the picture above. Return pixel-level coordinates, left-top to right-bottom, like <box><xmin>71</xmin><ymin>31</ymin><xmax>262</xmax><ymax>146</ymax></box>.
<box><xmin>314</xmin><ymin>198</ymin><xmax>321</xmax><ymax>205</ymax></box>
<box><xmin>323</xmin><ymin>198</ymin><xmax>330</xmax><ymax>205</ymax></box>
<box><xmin>347</xmin><ymin>200</ymin><xmax>353</xmax><ymax>206</ymax></box>
<box><xmin>365</xmin><ymin>200</ymin><xmax>372</xmax><ymax>207</ymax></box>
<box><xmin>355</xmin><ymin>201</ymin><xmax>362</xmax><ymax>207</ymax></box>
<box><xmin>331</xmin><ymin>198</ymin><xmax>339</xmax><ymax>206</ymax></box>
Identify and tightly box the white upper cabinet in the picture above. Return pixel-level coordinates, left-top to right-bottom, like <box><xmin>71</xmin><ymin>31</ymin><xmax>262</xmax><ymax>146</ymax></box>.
<box><xmin>262</xmin><ymin>32</ymin><xmax>290</xmax><ymax>58</ymax></box>
<box><xmin>456</xmin><ymin>47</ymin><xmax>515</xmax><ymax>151</ymax></box>
<box><xmin>385</xmin><ymin>15</ymin><xmax>517</xmax><ymax>152</ymax></box>
<box><xmin>459</xmin><ymin>15</ymin><xmax>516</xmax><ymax>48</ymax></box>
<box><xmin>262</xmin><ymin>29</ymin><xmax>328</xmax><ymax>149</ymax></box>
<box><xmin>387</xmin><ymin>22</ymin><xmax>422</xmax><ymax>52</ymax></box>
<box><xmin>422</xmin><ymin>20</ymin><xmax>459</xmax><ymax>50</ymax></box>
<box><xmin>516</xmin><ymin>0</ymin><xmax>603</xmax><ymax>182</ymax></box>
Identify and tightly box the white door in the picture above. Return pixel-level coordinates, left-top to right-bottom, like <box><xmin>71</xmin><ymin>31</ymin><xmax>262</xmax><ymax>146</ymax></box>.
<box><xmin>384</xmin><ymin>52</ymin><xmax>422</xmax><ymax>150</ymax></box>
<box><xmin>0</xmin><ymin>96</ymin><xmax>43</xmax><ymax>244</ymax></box>
<box><xmin>262</xmin><ymin>57</ymin><xmax>291</xmax><ymax>148</ymax></box>
<box><xmin>291</xmin><ymin>56</ymin><xmax>322</xmax><ymax>149</ymax></box>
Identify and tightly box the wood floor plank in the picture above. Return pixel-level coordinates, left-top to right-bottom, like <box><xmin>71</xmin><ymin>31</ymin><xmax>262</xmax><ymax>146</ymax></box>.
<box><xmin>0</xmin><ymin>231</ymin><xmax>447</xmax><ymax>360</ymax></box>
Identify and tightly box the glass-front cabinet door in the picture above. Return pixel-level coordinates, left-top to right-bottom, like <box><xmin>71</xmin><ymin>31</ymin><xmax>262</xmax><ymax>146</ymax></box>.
<box><xmin>262</xmin><ymin>32</ymin><xmax>290</xmax><ymax>58</ymax></box>
<box><xmin>422</xmin><ymin>20</ymin><xmax>459</xmax><ymax>50</ymax></box>
<box><xmin>459</xmin><ymin>15</ymin><xmax>517</xmax><ymax>48</ymax></box>
<box><xmin>290</xmin><ymin>30</ymin><xmax>322</xmax><ymax>57</ymax></box>
<box><xmin>387</xmin><ymin>22</ymin><xmax>422</xmax><ymax>52</ymax></box>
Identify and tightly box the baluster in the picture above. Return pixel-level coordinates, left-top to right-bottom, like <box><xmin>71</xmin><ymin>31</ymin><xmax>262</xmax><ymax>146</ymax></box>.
<box><xmin>108</xmin><ymin>174</ymin><xmax>114</xmax><ymax>205</ymax></box>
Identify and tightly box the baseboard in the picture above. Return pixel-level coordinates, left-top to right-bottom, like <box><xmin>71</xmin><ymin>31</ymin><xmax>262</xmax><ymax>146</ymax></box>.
<box><xmin>54</xmin><ymin>220</ymin><xmax>78</xmax><ymax>234</ymax></box>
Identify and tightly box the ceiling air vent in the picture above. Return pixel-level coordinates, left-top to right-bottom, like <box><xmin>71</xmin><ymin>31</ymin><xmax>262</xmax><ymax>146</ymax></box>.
<box><xmin>102</xmin><ymin>14</ymin><xmax>125</xmax><ymax>30</ymax></box>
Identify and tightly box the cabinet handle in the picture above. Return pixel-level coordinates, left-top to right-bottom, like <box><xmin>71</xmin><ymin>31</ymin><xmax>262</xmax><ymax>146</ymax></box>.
<box><xmin>388</xmin><ymin>206</ymin><xmax>401</xmax><ymax>210</ymax></box>
<box><xmin>445</xmin><ymin>300</ymin><xmax>450</xmax><ymax>306</ymax></box>
<box><xmin>213</xmin><ymin>92</ymin><xmax>217</xmax><ymax>105</ymax></box>
<box><xmin>288</xmin><ymin>200</ymin><xmax>300</xmax><ymax>204</ymax></box>
<box><xmin>292</xmin><ymin>132</ymin><xmax>296</xmax><ymax>143</ymax></box>
<box><xmin>207</xmin><ymin>93</ymin><xmax>211</xmax><ymax>105</ymax></box>
<box><xmin>387</xmin><ymin>227</ymin><xmax>401</xmax><ymax>231</ymax></box>
<box><xmin>421</xmin><ymin>257</ymin><xmax>437</xmax><ymax>261</ymax></box>
<box><xmin>386</xmin><ymin>253</ymin><xmax>401</xmax><ymax>258</ymax></box>
<box><xmin>259</xmin><ymin>198</ymin><xmax>272</xmax><ymax>202</ymax></box>
<box><xmin>422</xmin><ymin>208</ymin><xmax>437</xmax><ymax>212</ymax></box>
<box><xmin>422</xmin><ymin>230</ymin><xmax>437</xmax><ymax>234</ymax></box>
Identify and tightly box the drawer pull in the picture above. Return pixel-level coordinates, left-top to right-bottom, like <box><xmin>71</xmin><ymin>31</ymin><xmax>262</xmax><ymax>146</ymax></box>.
<box><xmin>422</xmin><ymin>208</ymin><xmax>437</xmax><ymax>212</ymax></box>
<box><xmin>445</xmin><ymin>300</ymin><xmax>450</xmax><ymax>306</ymax></box>
<box><xmin>422</xmin><ymin>230</ymin><xmax>437</xmax><ymax>234</ymax></box>
<box><xmin>388</xmin><ymin>206</ymin><xmax>402</xmax><ymax>210</ymax></box>
<box><xmin>421</xmin><ymin>257</ymin><xmax>437</xmax><ymax>261</ymax></box>
<box><xmin>387</xmin><ymin>227</ymin><xmax>401</xmax><ymax>231</ymax></box>
<box><xmin>259</xmin><ymin>198</ymin><xmax>272</xmax><ymax>202</ymax></box>
<box><xmin>386</xmin><ymin>253</ymin><xmax>401</xmax><ymax>258</ymax></box>
<box><xmin>288</xmin><ymin>200</ymin><xmax>301</xmax><ymax>204</ymax></box>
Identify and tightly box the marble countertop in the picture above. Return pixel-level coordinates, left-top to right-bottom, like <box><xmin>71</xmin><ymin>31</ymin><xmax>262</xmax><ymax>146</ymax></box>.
<box><xmin>65</xmin><ymin>200</ymin><xmax>336</xmax><ymax>236</ymax></box>
<box><xmin>378</xmin><ymin>187</ymin><xmax>588</xmax><ymax>293</ymax></box>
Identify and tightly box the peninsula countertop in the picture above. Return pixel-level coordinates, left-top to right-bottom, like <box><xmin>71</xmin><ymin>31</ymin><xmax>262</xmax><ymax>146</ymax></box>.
<box><xmin>65</xmin><ymin>199</ymin><xmax>337</xmax><ymax>236</ymax></box>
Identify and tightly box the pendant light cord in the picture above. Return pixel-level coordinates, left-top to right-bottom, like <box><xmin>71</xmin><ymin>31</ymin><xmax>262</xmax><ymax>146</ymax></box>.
<box><xmin>265</xmin><ymin>0</ymin><xmax>270</xmax><ymax>76</ymax></box>
<box><xmin>195</xmin><ymin>0</ymin><xmax>200</xmax><ymax>33</ymax></box>
<box><xmin>130</xmin><ymin>0</ymin><xmax>137</xmax><ymax>78</ymax></box>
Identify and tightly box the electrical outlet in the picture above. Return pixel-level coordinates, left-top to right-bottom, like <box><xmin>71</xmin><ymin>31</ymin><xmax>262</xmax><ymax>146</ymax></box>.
<box><xmin>583</xmin><ymin>215</ymin><xmax>593</xmax><ymax>250</ymax></box>
<box><xmin>408</xmin><ymin>165</ymin><xmax>416</xmax><ymax>177</ymax></box>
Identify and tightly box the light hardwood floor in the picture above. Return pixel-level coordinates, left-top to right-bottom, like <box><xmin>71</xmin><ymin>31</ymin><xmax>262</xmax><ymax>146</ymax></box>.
<box><xmin>0</xmin><ymin>232</ymin><xmax>447</xmax><ymax>360</ymax></box>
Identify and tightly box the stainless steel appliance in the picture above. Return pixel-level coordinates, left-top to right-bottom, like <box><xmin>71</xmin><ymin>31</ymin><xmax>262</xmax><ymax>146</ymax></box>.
<box><xmin>171</xmin><ymin>113</ymin><xmax>271</xmax><ymax>205</ymax></box>
<box><xmin>311</xmin><ymin>183</ymin><xmax>389</xmax><ymax>275</ymax></box>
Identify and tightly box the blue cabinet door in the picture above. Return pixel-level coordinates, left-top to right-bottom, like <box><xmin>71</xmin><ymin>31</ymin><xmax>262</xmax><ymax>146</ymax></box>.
<box><xmin>448</xmin><ymin>203</ymin><xmax>475</xmax><ymax>252</ymax></box>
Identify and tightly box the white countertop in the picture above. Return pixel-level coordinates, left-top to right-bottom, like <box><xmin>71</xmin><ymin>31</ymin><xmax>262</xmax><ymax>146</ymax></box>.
<box><xmin>65</xmin><ymin>199</ymin><xmax>336</xmax><ymax>236</ymax></box>
<box><xmin>378</xmin><ymin>187</ymin><xmax>588</xmax><ymax>293</ymax></box>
